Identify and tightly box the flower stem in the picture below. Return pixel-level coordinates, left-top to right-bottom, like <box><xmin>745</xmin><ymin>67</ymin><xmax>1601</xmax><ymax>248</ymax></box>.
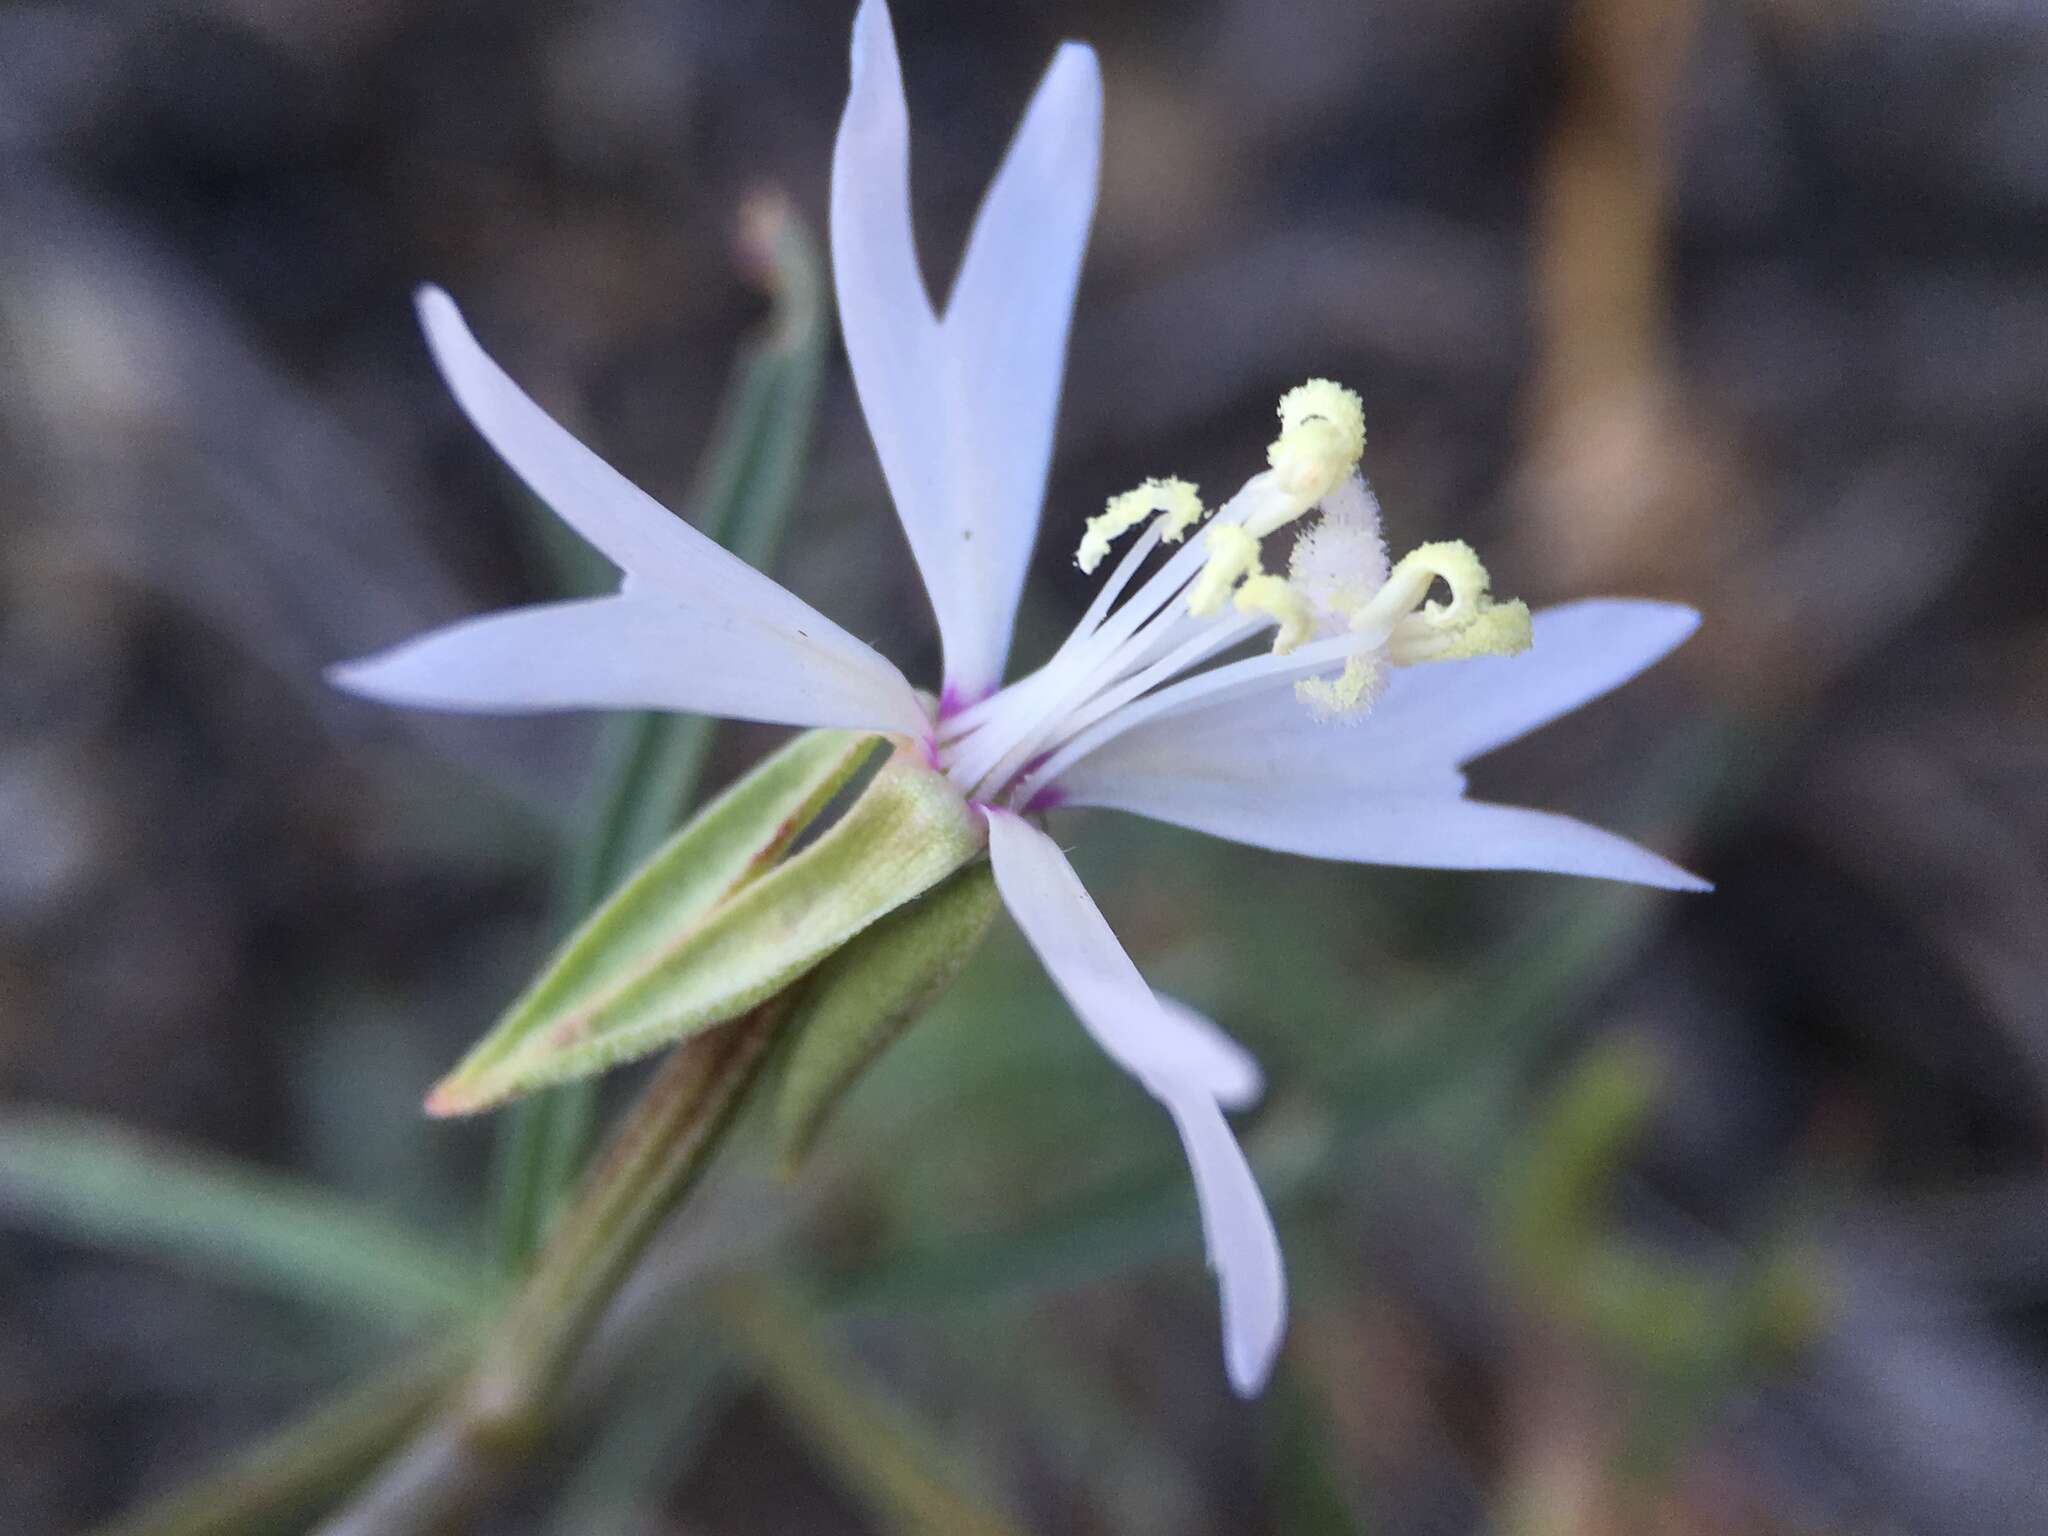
<box><xmin>717</xmin><ymin>1284</ymin><xmax>1027</xmax><ymax>1536</ymax></box>
<box><xmin>88</xmin><ymin>1339</ymin><xmax>469</xmax><ymax>1536</ymax></box>
<box><xmin>315</xmin><ymin>1003</ymin><xmax>787</xmax><ymax>1534</ymax></box>
<box><xmin>464</xmin><ymin>1004</ymin><xmax>785</xmax><ymax>1444</ymax></box>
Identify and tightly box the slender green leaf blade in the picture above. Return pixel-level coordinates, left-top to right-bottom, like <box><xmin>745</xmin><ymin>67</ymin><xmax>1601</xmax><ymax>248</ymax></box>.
<box><xmin>435</xmin><ymin>756</ymin><xmax>983</xmax><ymax>1114</ymax></box>
<box><xmin>438</xmin><ymin>729</ymin><xmax>886</xmax><ymax>1116</ymax></box>
<box><xmin>775</xmin><ymin>860</ymin><xmax>999</xmax><ymax>1169</ymax></box>
<box><xmin>0</xmin><ymin>1112</ymin><xmax>487</xmax><ymax>1326</ymax></box>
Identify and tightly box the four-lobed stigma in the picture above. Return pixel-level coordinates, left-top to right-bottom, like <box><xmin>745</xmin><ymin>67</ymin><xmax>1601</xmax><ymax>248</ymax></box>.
<box><xmin>1075</xmin><ymin>379</ymin><xmax>1532</xmax><ymax>721</ymax></box>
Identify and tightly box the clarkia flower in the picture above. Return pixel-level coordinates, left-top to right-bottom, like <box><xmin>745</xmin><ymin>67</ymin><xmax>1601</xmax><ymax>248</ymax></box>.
<box><xmin>332</xmin><ymin>0</ymin><xmax>1706</xmax><ymax>1396</ymax></box>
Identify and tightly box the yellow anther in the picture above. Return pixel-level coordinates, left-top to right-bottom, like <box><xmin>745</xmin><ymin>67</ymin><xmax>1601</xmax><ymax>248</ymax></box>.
<box><xmin>1154</xmin><ymin>479</ymin><xmax>1210</xmax><ymax>543</ymax></box>
<box><xmin>1267</xmin><ymin>379</ymin><xmax>1367</xmax><ymax>506</ymax></box>
<box><xmin>1077</xmin><ymin>477</ymin><xmax>1205</xmax><ymax>574</ymax></box>
<box><xmin>1232</xmin><ymin>574</ymin><xmax>1315</xmax><ymax>655</ymax></box>
<box><xmin>1278</xmin><ymin>379</ymin><xmax>1367</xmax><ymax>461</ymax></box>
<box><xmin>1296</xmin><ymin>653</ymin><xmax>1386</xmax><ymax>720</ymax></box>
<box><xmin>1349</xmin><ymin>539</ymin><xmax>1491</xmax><ymax>641</ymax></box>
<box><xmin>1390</xmin><ymin>598</ymin><xmax>1532</xmax><ymax>664</ymax></box>
<box><xmin>1186</xmin><ymin>523</ymin><xmax>1262</xmax><ymax>617</ymax></box>
<box><xmin>1345</xmin><ymin>538</ymin><xmax>1531</xmax><ymax>667</ymax></box>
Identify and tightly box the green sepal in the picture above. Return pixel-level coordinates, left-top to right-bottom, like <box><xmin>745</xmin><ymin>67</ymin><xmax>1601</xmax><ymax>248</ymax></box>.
<box><xmin>774</xmin><ymin>859</ymin><xmax>1000</xmax><ymax>1171</ymax></box>
<box><xmin>430</xmin><ymin>744</ymin><xmax>983</xmax><ymax>1116</ymax></box>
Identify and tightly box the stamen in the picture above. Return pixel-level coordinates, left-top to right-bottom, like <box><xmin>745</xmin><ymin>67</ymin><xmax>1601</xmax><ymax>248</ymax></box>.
<box><xmin>947</xmin><ymin>521</ymin><xmax>1210</xmax><ymax>792</ymax></box>
<box><xmin>1295</xmin><ymin>653</ymin><xmax>1385</xmax><ymax>720</ymax></box>
<box><xmin>1187</xmin><ymin>524</ymin><xmax>1262</xmax><ymax>617</ymax></box>
<box><xmin>1388</xmin><ymin>599</ymin><xmax>1532</xmax><ymax>664</ymax></box>
<box><xmin>952</xmin><ymin>371</ymin><xmax>1539</xmax><ymax>806</ymax></box>
<box><xmin>1253</xmin><ymin>379</ymin><xmax>1367</xmax><ymax>532</ymax></box>
<box><xmin>1010</xmin><ymin>627</ymin><xmax>1387</xmax><ymax>810</ymax></box>
<box><xmin>1002</xmin><ymin>612</ymin><xmax>1261</xmax><ymax>797</ymax></box>
<box><xmin>1349</xmin><ymin>540</ymin><xmax>1492</xmax><ymax>643</ymax></box>
<box><xmin>1232</xmin><ymin>574</ymin><xmax>1314</xmax><ymax>655</ymax></box>
<box><xmin>1277</xmin><ymin>379</ymin><xmax>1366</xmax><ymax>463</ymax></box>
<box><xmin>1346</xmin><ymin>539</ymin><xmax>1532</xmax><ymax>667</ymax></box>
<box><xmin>1076</xmin><ymin>477</ymin><xmax>1204</xmax><ymax>574</ymax></box>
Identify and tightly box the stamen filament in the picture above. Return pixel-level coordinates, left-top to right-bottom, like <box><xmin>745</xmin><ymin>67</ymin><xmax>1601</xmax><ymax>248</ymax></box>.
<box><xmin>938</xmin><ymin>519</ymin><xmax>1168</xmax><ymax>750</ymax></box>
<box><xmin>993</xmin><ymin>613</ymin><xmax>1261</xmax><ymax>799</ymax></box>
<box><xmin>1010</xmin><ymin>627</ymin><xmax>1388</xmax><ymax>810</ymax></box>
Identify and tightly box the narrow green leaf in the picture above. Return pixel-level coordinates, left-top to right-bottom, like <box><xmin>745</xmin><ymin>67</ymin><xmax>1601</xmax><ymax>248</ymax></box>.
<box><xmin>1494</xmin><ymin>1041</ymin><xmax>1662</xmax><ymax>1291</ymax></box>
<box><xmin>0</xmin><ymin>1111</ymin><xmax>487</xmax><ymax>1326</ymax></box>
<box><xmin>775</xmin><ymin>860</ymin><xmax>999</xmax><ymax>1170</ymax></box>
<box><xmin>436</xmin><ymin>755</ymin><xmax>984</xmax><ymax>1115</ymax></box>
<box><xmin>1266</xmin><ymin>1376</ymin><xmax>1377</xmax><ymax>1536</ymax></box>
<box><xmin>689</xmin><ymin>191</ymin><xmax>827</xmax><ymax>571</ymax></box>
<box><xmin>440</xmin><ymin>729</ymin><xmax>885</xmax><ymax>1116</ymax></box>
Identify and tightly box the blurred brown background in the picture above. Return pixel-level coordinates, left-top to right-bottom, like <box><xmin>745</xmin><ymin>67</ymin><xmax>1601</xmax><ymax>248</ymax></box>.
<box><xmin>3</xmin><ymin>0</ymin><xmax>2046</xmax><ymax>1532</ymax></box>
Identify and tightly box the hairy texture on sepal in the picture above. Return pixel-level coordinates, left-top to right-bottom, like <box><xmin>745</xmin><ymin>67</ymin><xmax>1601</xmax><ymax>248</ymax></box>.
<box><xmin>773</xmin><ymin>859</ymin><xmax>999</xmax><ymax>1170</ymax></box>
<box><xmin>428</xmin><ymin>735</ymin><xmax>983</xmax><ymax>1115</ymax></box>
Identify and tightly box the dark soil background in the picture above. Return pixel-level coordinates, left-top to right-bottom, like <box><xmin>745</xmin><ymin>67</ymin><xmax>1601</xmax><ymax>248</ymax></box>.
<box><xmin>3</xmin><ymin>1</ymin><xmax>2046</xmax><ymax>1532</ymax></box>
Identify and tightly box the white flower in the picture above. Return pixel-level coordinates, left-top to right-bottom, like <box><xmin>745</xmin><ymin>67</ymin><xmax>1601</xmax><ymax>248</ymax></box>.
<box><xmin>331</xmin><ymin>0</ymin><xmax>1706</xmax><ymax>1397</ymax></box>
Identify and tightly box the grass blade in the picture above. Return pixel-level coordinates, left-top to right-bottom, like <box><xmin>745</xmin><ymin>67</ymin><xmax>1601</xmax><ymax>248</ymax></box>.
<box><xmin>0</xmin><ymin>1110</ymin><xmax>487</xmax><ymax>1326</ymax></box>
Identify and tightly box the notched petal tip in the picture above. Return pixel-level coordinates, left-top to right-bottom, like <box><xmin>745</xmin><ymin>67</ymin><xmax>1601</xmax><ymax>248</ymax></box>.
<box><xmin>847</xmin><ymin>0</ymin><xmax>900</xmax><ymax>85</ymax></box>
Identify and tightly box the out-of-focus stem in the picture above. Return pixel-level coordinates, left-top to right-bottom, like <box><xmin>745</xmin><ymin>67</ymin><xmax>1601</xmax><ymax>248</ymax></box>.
<box><xmin>465</xmin><ymin>1006</ymin><xmax>784</xmax><ymax>1440</ymax></box>
<box><xmin>89</xmin><ymin>1340</ymin><xmax>468</xmax><ymax>1536</ymax></box>
<box><xmin>316</xmin><ymin>1005</ymin><xmax>785</xmax><ymax>1536</ymax></box>
<box><xmin>717</xmin><ymin>1286</ymin><xmax>1027</xmax><ymax>1536</ymax></box>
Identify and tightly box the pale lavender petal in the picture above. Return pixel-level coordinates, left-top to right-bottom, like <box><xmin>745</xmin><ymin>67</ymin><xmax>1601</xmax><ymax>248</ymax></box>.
<box><xmin>375</xmin><ymin>289</ymin><xmax>927</xmax><ymax>733</ymax></box>
<box><xmin>986</xmin><ymin>810</ymin><xmax>1286</xmax><ymax>1394</ymax></box>
<box><xmin>1156</xmin><ymin>993</ymin><xmax>1264</xmax><ymax>1111</ymax></box>
<box><xmin>329</xmin><ymin>594</ymin><xmax>928</xmax><ymax>735</ymax></box>
<box><xmin>1367</xmin><ymin>599</ymin><xmax>1700</xmax><ymax>766</ymax></box>
<box><xmin>1051</xmin><ymin>599</ymin><xmax>1707</xmax><ymax>890</ymax></box>
<box><xmin>832</xmin><ymin>4</ymin><xmax>956</xmax><ymax>668</ymax></box>
<box><xmin>1165</xmin><ymin>1090</ymin><xmax>1287</xmax><ymax>1396</ymax></box>
<box><xmin>938</xmin><ymin>41</ymin><xmax>1101</xmax><ymax>696</ymax></box>
<box><xmin>834</xmin><ymin>3</ymin><xmax>1101</xmax><ymax>699</ymax></box>
<box><xmin>418</xmin><ymin>289</ymin><xmax>858</xmax><ymax>641</ymax></box>
<box><xmin>416</xmin><ymin>285</ymin><xmax>700</xmax><ymax>584</ymax></box>
<box><xmin>1052</xmin><ymin>671</ymin><xmax>1463</xmax><ymax>816</ymax></box>
<box><xmin>1066</xmin><ymin>764</ymin><xmax>1708</xmax><ymax>891</ymax></box>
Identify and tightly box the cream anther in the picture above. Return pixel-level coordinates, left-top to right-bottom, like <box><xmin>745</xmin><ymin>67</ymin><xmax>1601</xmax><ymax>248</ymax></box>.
<box><xmin>1348</xmin><ymin>540</ymin><xmax>1490</xmax><ymax>642</ymax></box>
<box><xmin>1262</xmin><ymin>379</ymin><xmax>1367</xmax><ymax>517</ymax></box>
<box><xmin>1296</xmin><ymin>652</ymin><xmax>1385</xmax><ymax>720</ymax></box>
<box><xmin>1077</xmin><ymin>476</ymin><xmax>1205</xmax><ymax>574</ymax></box>
<box><xmin>1233</xmin><ymin>574</ymin><xmax>1315</xmax><ymax>654</ymax></box>
<box><xmin>1187</xmin><ymin>524</ymin><xmax>1263</xmax><ymax>617</ymax></box>
<box><xmin>1389</xmin><ymin>600</ymin><xmax>1532</xmax><ymax>664</ymax></box>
